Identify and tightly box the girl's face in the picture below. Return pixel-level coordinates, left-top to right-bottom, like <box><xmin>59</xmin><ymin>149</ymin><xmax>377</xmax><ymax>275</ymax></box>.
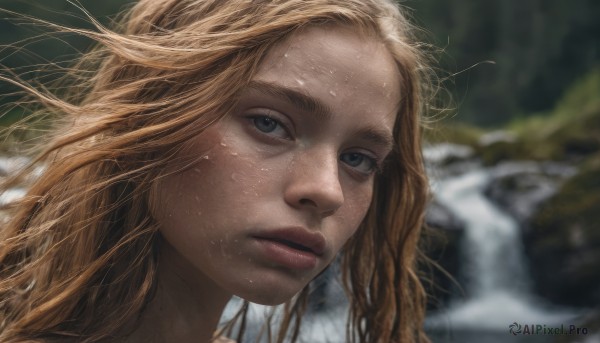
<box><xmin>151</xmin><ymin>25</ymin><xmax>401</xmax><ymax>305</ymax></box>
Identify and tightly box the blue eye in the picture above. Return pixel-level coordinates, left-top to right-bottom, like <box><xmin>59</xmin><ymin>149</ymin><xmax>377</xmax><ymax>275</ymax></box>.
<box><xmin>340</xmin><ymin>152</ymin><xmax>377</xmax><ymax>174</ymax></box>
<box><xmin>253</xmin><ymin>116</ymin><xmax>278</xmax><ymax>133</ymax></box>
<box><xmin>250</xmin><ymin>115</ymin><xmax>290</xmax><ymax>139</ymax></box>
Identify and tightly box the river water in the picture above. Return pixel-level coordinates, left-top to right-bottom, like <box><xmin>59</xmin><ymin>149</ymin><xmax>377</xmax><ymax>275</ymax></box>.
<box><xmin>424</xmin><ymin>162</ymin><xmax>582</xmax><ymax>342</ymax></box>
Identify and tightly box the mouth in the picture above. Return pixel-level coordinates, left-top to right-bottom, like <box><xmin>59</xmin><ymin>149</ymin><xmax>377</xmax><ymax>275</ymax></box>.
<box><xmin>251</xmin><ymin>227</ymin><xmax>326</xmax><ymax>270</ymax></box>
<box><xmin>260</xmin><ymin>237</ymin><xmax>314</xmax><ymax>253</ymax></box>
<box><xmin>252</xmin><ymin>227</ymin><xmax>326</xmax><ymax>256</ymax></box>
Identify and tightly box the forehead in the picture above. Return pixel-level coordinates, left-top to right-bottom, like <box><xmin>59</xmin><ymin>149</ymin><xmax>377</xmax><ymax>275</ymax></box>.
<box><xmin>254</xmin><ymin>24</ymin><xmax>401</xmax><ymax>130</ymax></box>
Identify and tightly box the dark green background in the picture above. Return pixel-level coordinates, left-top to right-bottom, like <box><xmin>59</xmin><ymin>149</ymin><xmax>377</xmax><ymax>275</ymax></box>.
<box><xmin>0</xmin><ymin>0</ymin><xmax>599</xmax><ymax>126</ymax></box>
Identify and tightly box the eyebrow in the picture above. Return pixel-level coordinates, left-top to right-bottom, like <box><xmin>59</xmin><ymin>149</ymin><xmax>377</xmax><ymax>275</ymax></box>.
<box><xmin>245</xmin><ymin>80</ymin><xmax>395</xmax><ymax>153</ymax></box>
<box><xmin>247</xmin><ymin>80</ymin><xmax>334</xmax><ymax>121</ymax></box>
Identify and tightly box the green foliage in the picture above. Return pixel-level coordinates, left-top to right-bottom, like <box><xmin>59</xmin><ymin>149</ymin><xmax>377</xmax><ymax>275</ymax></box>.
<box><xmin>0</xmin><ymin>1</ymin><xmax>598</xmax><ymax>127</ymax></box>
<box><xmin>423</xmin><ymin>122</ymin><xmax>483</xmax><ymax>147</ymax></box>
<box><xmin>408</xmin><ymin>0</ymin><xmax>600</xmax><ymax>126</ymax></box>
<box><xmin>474</xmin><ymin>68</ymin><xmax>600</xmax><ymax>164</ymax></box>
<box><xmin>554</xmin><ymin>66</ymin><xmax>600</xmax><ymax>118</ymax></box>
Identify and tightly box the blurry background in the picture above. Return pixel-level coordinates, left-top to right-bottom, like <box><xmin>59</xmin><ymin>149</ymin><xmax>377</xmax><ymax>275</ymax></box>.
<box><xmin>0</xmin><ymin>1</ymin><xmax>598</xmax><ymax>342</ymax></box>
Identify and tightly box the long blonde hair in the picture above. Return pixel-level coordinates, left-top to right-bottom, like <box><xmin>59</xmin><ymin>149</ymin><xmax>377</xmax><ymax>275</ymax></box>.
<box><xmin>0</xmin><ymin>0</ymin><xmax>433</xmax><ymax>342</ymax></box>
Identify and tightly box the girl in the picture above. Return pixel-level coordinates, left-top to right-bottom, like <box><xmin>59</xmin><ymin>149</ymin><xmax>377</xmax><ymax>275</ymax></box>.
<box><xmin>0</xmin><ymin>0</ymin><xmax>433</xmax><ymax>342</ymax></box>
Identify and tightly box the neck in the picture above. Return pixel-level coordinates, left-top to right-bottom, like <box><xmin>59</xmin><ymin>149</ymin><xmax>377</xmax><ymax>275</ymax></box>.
<box><xmin>123</xmin><ymin>241</ymin><xmax>232</xmax><ymax>343</ymax></box>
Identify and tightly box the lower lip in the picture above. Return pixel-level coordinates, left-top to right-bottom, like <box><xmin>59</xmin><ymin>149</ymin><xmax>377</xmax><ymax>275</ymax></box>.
<box><xmin>253</xmin><ymin>237</ymin><xmax>319</xmax><ymax>270</ymax></box>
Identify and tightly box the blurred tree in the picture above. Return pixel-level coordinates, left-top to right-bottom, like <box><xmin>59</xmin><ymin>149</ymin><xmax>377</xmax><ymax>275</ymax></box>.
<box><xmin>0</xmin><ymin>0</ymin><xmax>133</xmax><ymax>109</ymax></box>
<box><xmin>1</xmin><ymin>0</ymin><xmax>599</xmax><ymax>127</ymax></box>
<box><xmin>409</xmin><ymin>0</ymin><xmax>600</xmax><ymax>126</ymax></box>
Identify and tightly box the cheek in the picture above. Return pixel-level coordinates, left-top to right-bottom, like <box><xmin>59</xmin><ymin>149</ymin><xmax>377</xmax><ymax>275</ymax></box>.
<box><xmin>330</xmin><ymin>184</ymin><xmax>373</xmax><ymax>249</ymax></box>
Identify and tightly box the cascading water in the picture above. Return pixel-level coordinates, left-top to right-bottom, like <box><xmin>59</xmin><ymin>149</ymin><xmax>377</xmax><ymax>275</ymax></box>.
<box><xmin>425</xmin><ymin>144</ymin><xmax>579</xmax><ymax>334</ymax></box>
<box><xmin>428</xmin><ymin>168</ymin><xmax>563</xmax><ymax>329</ymax></box>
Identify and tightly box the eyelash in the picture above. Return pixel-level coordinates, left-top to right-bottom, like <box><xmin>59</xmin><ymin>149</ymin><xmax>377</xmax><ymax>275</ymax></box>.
<box><xmin>248</xmin><ymin>114</ymin><xmax>381</xmax><ymax>176</ymax></box>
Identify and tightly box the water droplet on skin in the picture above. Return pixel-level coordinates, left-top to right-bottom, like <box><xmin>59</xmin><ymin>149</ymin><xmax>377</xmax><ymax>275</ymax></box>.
<box><xmin>231</xmin><ymin>173</ymin><xmax>242</xmax><ymax>181</ymax></box>
<box><xmin>195</xmin><ymin>195</ymin><xmax>200</xmax><ymax>201</ymax></box>
<box><xmin>220</xmin><ymin>142</ymin><xmax>227</xmax><ymax>147</ymax></box>
<box><xmin>284</xmin><ymin>53</ymin><xmax>289</xmax><ymax>58</ymax></box>
<box><xmin>329</xmin><ymin>90</ymin><xmax>337</xmax><ymax>97</ymax></box>
<box><xmin>193</xmin><ymin>168</ymin><xmax>202</xmax><ymax>173</ymax></box>
<box><xmin>296</xmin><ymin>79</ymin><xmax>305</xmax><ymax>86</ymax></box>
<box><xmin>210</xmin><ymin>240</ymin><xmax>216</xmax><ymax>245</ymax></box>
<box><xmin>245</xmin><ymin>278</ymin><xmax>254</xmax><ymax>284</ymax></box>
<box><xmin>230</xmin><ymin>152</ymin><xmax>238</xmax><ymax>156</ymax></box>
<box><xmin>197</xmin><ymin>211</ymin><xmax>202</xmax><ymax>216</ymax></box>
<box><xmin>383</xmin><ymin>82</ymin><xmax>387</xmax><ymax>88</ymax></box>
<box><xmin>202</xmin><ymin>155</ymin><xmax>210</xmax><ymax>160</ymax></box>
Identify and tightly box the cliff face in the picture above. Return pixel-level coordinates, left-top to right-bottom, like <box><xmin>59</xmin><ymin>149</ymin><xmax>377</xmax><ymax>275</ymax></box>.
<box><xmin>527</xmin><ymin>154</ymin><xmax>600</xmax><ymax>307</ymax></box>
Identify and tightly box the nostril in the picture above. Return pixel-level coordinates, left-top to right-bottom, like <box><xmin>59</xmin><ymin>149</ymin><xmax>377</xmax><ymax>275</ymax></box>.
<box><xmin>299</xmin><ymin>198</ymin><xmax>317</xmax><ymax>207</ymax></box>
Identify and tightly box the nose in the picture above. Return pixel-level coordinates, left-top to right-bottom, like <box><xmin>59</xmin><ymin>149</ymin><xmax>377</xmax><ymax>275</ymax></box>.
<box><xmin>283</xmin><ymin>149</ymin><xmax>344</xmax><ymax>217</ymax></box>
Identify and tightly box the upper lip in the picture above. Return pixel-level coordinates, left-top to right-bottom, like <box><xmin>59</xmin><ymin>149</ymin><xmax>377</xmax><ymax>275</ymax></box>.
<box><xmin>252</xmin><ymin>227</ymin><xmax>326</xmax><ymax>256</ymax></box>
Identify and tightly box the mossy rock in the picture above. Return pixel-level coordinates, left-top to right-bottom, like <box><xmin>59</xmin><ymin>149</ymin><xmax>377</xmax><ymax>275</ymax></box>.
<box><xmin>423</xmin><ymin>122</ymin><xmax>482</xmax><ymax>148</ymax></box>
<box><xmin>479</xmin><ymin>104</ymin><xmax>600</xmax><ymax>165</ymax></box>
<box><xmin>526</xmin><ymin>153</ymin><xmax>600</xmax><ymax>307</ymax></box>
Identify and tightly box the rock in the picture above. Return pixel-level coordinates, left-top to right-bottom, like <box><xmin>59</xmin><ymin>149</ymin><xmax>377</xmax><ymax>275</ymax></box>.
<box><xmin>483</xmin><ymin>161</ymin><xmax>576</xmax><ymax>227</ymax></box>
<box><xmin>526</xmin><ymin>153</ymin><xmax>600</xmax><ymax>307</ymax></box>
<box><xmin>422</xmin><ymin>199</ymin><xmax>465</xmax><ymax>311</ymax></box>
<box><xmin>479</xmin><ymin>130</ymin><xmax>516</xmax><ymax>146</ymax></box>
<box><xmin>425</xmin><ymin>199</ymin><xmax>466</xmax><ymax>232</ymax></box>
<box><xmin>423</xmin><ymin>143</ymin><xmax>475</xmax><ymax>167</ymax></box>
<box><xmin>553</xmin><ymin>309</ymin><xmax>600</xmax><ymax>343</ymax></box>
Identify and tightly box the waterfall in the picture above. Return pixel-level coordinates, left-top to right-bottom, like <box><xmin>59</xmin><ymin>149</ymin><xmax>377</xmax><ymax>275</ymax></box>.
<box><xmin>425</xmin><ymin>147</ymin><xmax>578</xmax><ymax>332</ymax></box>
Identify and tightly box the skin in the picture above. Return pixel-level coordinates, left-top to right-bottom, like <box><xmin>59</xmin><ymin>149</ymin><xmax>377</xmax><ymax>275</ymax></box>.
<box><xmin>127</xmin><ymin>25</ymin><xmax>401</xmax><ymax>342</ymax></box>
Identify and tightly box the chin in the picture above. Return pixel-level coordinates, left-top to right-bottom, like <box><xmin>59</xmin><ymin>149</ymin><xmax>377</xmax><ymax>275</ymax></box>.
<box><xmin>229</xmin><ymin>272</ymin><xmax>312</xmax><ymax>306</ymax></box>
<box><xmin>240</xmin><ymin>291</ymin><xmax>299</xmax><ymax>306</ymax></box>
